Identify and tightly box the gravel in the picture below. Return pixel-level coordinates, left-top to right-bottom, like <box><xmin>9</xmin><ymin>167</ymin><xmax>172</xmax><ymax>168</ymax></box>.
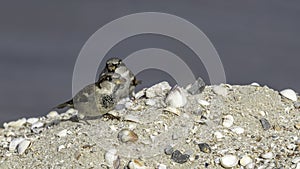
<box><xmin>0</xmin><ymin>82</ymin><xmax>299</xmax><ymax>168</ymax></box>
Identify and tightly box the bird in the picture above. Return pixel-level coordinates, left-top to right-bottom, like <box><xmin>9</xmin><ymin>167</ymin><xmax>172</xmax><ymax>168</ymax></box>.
<box><xmin>54</xmin><ymin>72</ymin><xmax>126</xmax><ymax>119</ymax></box>
<box><xmin>99</xmin><ymin>57</ymin><xmax>141</xmax><ymax>100</ymax></box>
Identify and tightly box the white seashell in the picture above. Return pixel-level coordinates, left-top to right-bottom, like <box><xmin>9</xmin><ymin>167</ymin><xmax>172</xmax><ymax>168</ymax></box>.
<box><xmin>118</xmin><ymin>129</ymin><xmax>138</xmax><ymax>143</ymax></box>
<box><xmin>163</xmin><ymin>107</ymin><xmax>181</xmax><ymax>116</ymax></box>
<box><xmin>26</xmin><ymin>118</ymin><xmax>39</xmax><ymax>124</ymax></box>
<box><xmin>280</xmin><ymin>89</ymin><xmax>297</xmax><ymax>101</ymax></box>
<box><xmin>240</xmin><ymin>155</ymin><xmax>252</xmax><ymax>166</ymax></box>
<box><xmin>145</xmin><ymin>99</ymin><xmax>156</xmax><ymax>106</ymax></box>
<box><xmin>57</xmin><ymin>145</ymin><xmax>66</xmax><ymax>152</ymax></box>
<box><xmin>123</xmin><ymin>115</ymin><xmax>141</xmax><ymax>124</ymax></box>
<box><xmin>250</xmin><ymin>82</ymin><xmax>260</xmax><ymax>87</ymax></box>
<box><xmin>56</xmin><ymin>129</ymin><xmax>68</xmax><ymax>138</ymax></box>
<box><xmin>261</xmin><ymin>152</ymin><xmax>274</xmax><ymax>159</ymax></box>
<box><xmin>222</xmin><ymin>115</ymin><xmax>234</xmax><ymax>128</ymax></box>
<box><xmin>17</xmin><ymin>139</ymin><xmax>31</xmax><ymax>155</ymax></box>
<box><xmin>231</xmin><ymin>126</ymin><xmax>244</xmax><ymax>134</ymax></box>
<box><xmin>197</xmin><ymin>99</ymin><xmax>210</xmax><ymax>106</ymax></box>
<box><xmin>128</xmin><ymin>159</ymin><xmax>147</xmax><ymax>169</ymax></box>
<box><xmin>220</xmin><ymin>155</ymin><xmax>239</xmax><ymax>168</ymax></box>
<box><xmin>213</xmin><ymin>131</ymin><xmax>224</xmax><ymax>140</ymax></box>
<box><xmin>9</xmin><ymin>137</ymin><xmax>24</xmax><ymax>152</ymax></box>
<box><xmin>146</xmin><ymin>81</ymin><xmax>171</xmax><ymax>98</ymax></box>
<box><xmin>31</xmin><ymin>122</ymin><xmax>44</xmax><ymax>134</ymax></box>
<box><xmin>135</xmin><ymin>88</ymin><xmax>146</xmax><ymax>99</ymax></box>
<box><xmin>105</xmin><ymin>149</ymin><xmax>119</xmax><ymax>167</ymax></box>
<box><xmin>292</xmin><ymin>157</ymin><xmax>300</xmax><ymax>164</ymax></box>
<box><xmin>213</xmin><ymin>86</ymin><xmax>228</xmax><ymax>97</ymax></box>
<box><xmin>46</xmin><ymin>111</ymin><xmax>59</xmax><ymax>119</ymax></box>
<box><xmin>4</xmin><ymin>118</ymin><xmax>27</xmax><ymax>129</ymax></box>
<box><xmin>157</xmin><ymin>164</ymin><xmax>167</xmax><ymax>169</ymax></box>
<box><xmin>165</xmin><ymin>85</ymin><xmax>187</xmax><ymax>108</ymax></box>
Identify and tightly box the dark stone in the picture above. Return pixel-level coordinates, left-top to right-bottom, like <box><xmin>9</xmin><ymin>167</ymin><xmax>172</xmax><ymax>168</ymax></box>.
<box><xmin>260</xmin><ymin>118</ymin><xmax>271</xmax><ymax>130</ymax></box>
<box><xmin>186</xmin><ymin>77</ymin><xmax>205</xmax><ymax>95</ymax></box>
<box><xmin>171</xmin><ymin>150</ymin><xmax>190</xmax><ymax>164</ymax></box>
<box><xmin>198</xmin><ymin>143</ymin><xmax>211</xmax><ymax>153</ymax></box>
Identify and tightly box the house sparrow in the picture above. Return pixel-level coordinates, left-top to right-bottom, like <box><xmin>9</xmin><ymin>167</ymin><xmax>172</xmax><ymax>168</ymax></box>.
<box><xmin>99</xmin><ymin>58</ymin><xmax>141</xmax><ymax>100</ymax></box>
<box><xmin>55</xmin><ymin>72</ymin><xmax>126</xmax><ymax>119</ymax></box>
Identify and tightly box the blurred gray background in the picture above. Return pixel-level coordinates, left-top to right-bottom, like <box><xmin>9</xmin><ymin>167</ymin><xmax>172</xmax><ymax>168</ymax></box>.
<box><xmin>1</xmin><ymin>0</ymin><xmax>300</xmax><ymax>125</ymax></box>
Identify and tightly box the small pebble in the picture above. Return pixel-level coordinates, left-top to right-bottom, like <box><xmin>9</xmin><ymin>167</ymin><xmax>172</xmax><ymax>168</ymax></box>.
<box><xmin>164</xmin><ymin>145</ymin><xmax>174</xmax><ymax>155</ymax></box>
<box><xmin>46</xmin><ymin>111</ymin><xmax>59</xmax><ymax>119</ymax></box>
<box><xmin>17</xmin><ymin>139</ymin><xmax>31</xmax><ymax>155</ymax></box>
<box><xmin>222</xmin><ymin>115</ymin><xmax>234</xmax><ymax>128</ymax></box>
<box><xmin>259</xmin><ymin>118</ymin><xmax>271</xmax><ymax>130</ymax></box>
<box><xmin>280</xmin><ymin>89</ymin><xmax>297</xmax><ymax>101</ymax></box>
<box><xmin>171</xmin><ymin>150</ymin><xmax>190</xmax><ymax>164</ymax></box>
<box><xmin>220</xmin><ymin>155</ymin><xmax>239</xmax><ymax>168</ymax></box>
<box><xmin>198</xmin><ymin>143</ymin><xmax>211</xmax><ymax>153</ymax></box>
<box><xmin>197</xmin><ymin>99</ymin><xmax>210</xmax><ymax>106</ymax></box>
<box><xmin>240</xmin><ymin>155</ymin><xmax>253</xmax><ymax>166</ymax></box>
<box><xmin>261</xmin><ymin>152</ymin><xmax>274</xmax><ymax>159</ymax></box>
<box><xmin>213</xmin><ymin>85</ymin><xmax>228</xmax><ymax>97</ymax></box>
<box><xmin>295</xmin><ymin>123</ymin><xmax>300</xmax><ymax>130</ymax></box>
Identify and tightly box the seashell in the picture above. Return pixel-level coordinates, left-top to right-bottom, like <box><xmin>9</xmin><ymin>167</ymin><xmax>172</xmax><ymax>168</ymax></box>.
<box><xmin>128</xmin><ymin>159</ymin><xmax>146</xmax><ymax>169</ymax></box>
<box><xmin>118</xmin><ymin>129</ymin><xmax>138</xmax><ymax>143</ymax></box>
<box><xmin>57</xmin><ymin>145</ymin><xmax>66</xmax><ymax>152</ymax></box>
<box><xmin>146</xmin><ymin>81</ymin><xmax>171</xmax><ymax>98</ymax></box>
<box><xmin>9</xmin><ymin>137</ymin><xmax>24</xmax><ymax>152</ymax></box>
<box><xmin>4</xmin><ymin>118</ymin><xmax>27</xmax><ymax>129</ymax></box>
<box><xmin>56</xmin><ymin>129</ymin><xmax>68</xmax><ymax>138</ymax></box>
<box><xmin>26</xmin><ymin>118</ymin><xmax>39</xmax><ymax>125</ymax></box>
<box><xmin>31</xmin><ymin>122</ymin><xmax>44</xmax><ymax>134</ymax></box>
<box><xmin>292</xmin><ymin>157</ymin><xmax>300</xmax><ymax>164</ymax></box>
<box><xmin>157</xmin><ymin>164</ymin><xmax>167</xmax><ymax>169</ymax></box>
<box><xmin>213</xmin><ymin>85</ymin><xmax>228</xmax><ymax>97</ymax></box>
<box><xmin>222</xmin><ymin>115</ymin><xmax>234</xmax><ymax>128</ymax></box>
<box><xmin>17</xmin><ymin>139</ymin><xmax>31</xmax><ymax>155</ymax></box>
<box><xmin>105</xmin><ymin>149</ymin><xmax>120</xmax><ymax>168</ymax></box>
<box><xmin>165</xmin><ymin>85</ymin><xmax>187</xmax><ymax>108</ymax></box>
<box><xmin>123</xmin><ymin>115</ymin><xmax>141</xmax><ymax>124</ymax></box>
<box><xmin>239</xmin><ymin>155</ymin><xmax>252</xmax><ymax>166</ymax></box>
<box><xmin>197</xmin><ymin>99</ymin><xmax>210</xmax><ymax>106</ymax></box>
<box><xmin>220</xmin><ymin>155</ymin><xmax>239</xmax><ymax>168</ymax></box>
<box><xmin>135</xmin><ymin>88</ymin><xmax>146</xmax><ymax>99</ymax></box>
<box><xmin>250</xmin><ymin>82</ymin><xmax>260</xmax><ymax>87</ymax></box>
<box><xmin>163</xmin><ymin>107</ymin><xmax>181</xmax><ymax>116</ymax></box>
<box><xmin>280</xmin><ymin>89</ymin><xmax>297</xmax><ymax>101</ymax></box>
<box><xmin>213</xmin><ymin>131</ymin><xmax>224</xmax><ymax>140</ymax></box>
<box><xmin>231</xmin><ymin>126</ymin><xmax>244</xmax><ymax>134</ymax></box>
<box><xmin>261</xmin><ymin>152</ymin><xmax>274</xmax><ymax>159</ymax></box>
<box><xmin>46</xmin><ymin>111</ymin><xmax>59</xmax><ymax>119</ymax></box>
